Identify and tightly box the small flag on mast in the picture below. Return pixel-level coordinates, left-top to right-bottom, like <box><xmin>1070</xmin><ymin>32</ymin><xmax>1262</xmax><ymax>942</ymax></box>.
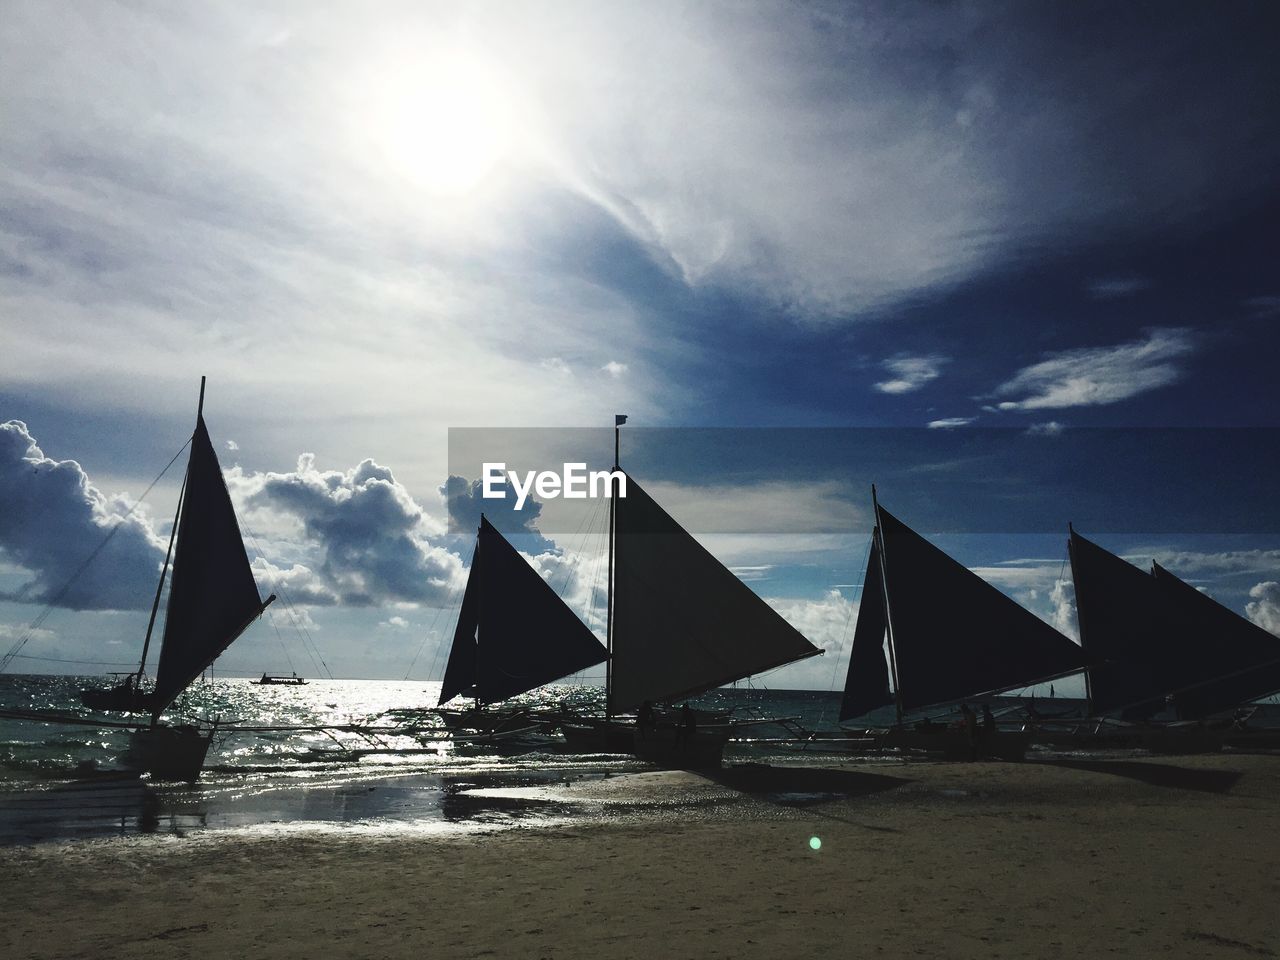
<box><xmin>615</xmin><ymin>414</ymin><xmax>628</xmax><ymax>426</ymax></box>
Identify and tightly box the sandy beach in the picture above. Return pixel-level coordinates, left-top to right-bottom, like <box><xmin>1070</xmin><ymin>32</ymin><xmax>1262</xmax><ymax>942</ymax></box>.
<box><xmin>3</xmin><ymin>753</ymin><xmax>1278</xmax><ymax>959</ymax></box>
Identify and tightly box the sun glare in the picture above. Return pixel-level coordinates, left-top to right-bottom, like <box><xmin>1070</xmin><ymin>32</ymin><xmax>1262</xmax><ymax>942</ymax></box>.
<box><xmin>367</xmin><ymin>50</ymin><xmax>522</xmax><ymax>198</ymax></box>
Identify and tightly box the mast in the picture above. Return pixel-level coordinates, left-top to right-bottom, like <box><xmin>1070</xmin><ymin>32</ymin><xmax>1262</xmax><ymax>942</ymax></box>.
<box><xmin>136</xmin><ymin>469</ymin><xmax>188</xmax><ymax>684</ymax></box>
<box><xmin>1067</xmin><ymin>522</ymin><xmax>1094</xmax><ymax>715</ymax></box>
<box><xmin>872</xmin><ymin>485</ymin><xmax>905</xmax><ymax>725</ymax></box>
<box><xmin>143</xmin><ymin>376</ymin><xmax>202</xmax><ymax>719</ymax></box>
<box><xmin>605</xmin><ymin>415</ymin><xmax>623</xmax><ymax>717</ymax></box>
<box><xmin>476</xmin><ymin>514</ymin><xmax>484</xmax><ymax>709</ymax></box>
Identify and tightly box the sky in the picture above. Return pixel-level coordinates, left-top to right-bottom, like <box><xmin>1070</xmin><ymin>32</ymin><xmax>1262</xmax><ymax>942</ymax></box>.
<box><xmin>1</xmin><ymin>1</ymin><xmax>1278</xmax><ymax>692</ymax></box>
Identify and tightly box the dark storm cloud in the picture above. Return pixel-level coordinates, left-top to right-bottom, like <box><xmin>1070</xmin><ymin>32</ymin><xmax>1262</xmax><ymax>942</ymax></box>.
<box><xmin>0</xmin><ymin>420</ymin><xmax>165</xmax><ymax>610</ymax></box>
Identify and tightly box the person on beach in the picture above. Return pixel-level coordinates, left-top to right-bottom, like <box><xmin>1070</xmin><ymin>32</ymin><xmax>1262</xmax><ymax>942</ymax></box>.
<box><xmin>638</xmin><ymin>700</ymin><xmax>654</xmax><ymax>740</ymax></box>
<box><xmin>677</xmin><ymin>703</ymin><xmax>696</xmax><ymax>747</ymax></box>
<box><xmin>982</xmin><ymin>704</ymin><xmax>996</xmax><ymax>737</ymax></box>
<box><xmin>959</xmin><ymin>703</ymin><xmax>978</xmax><ymax>761</ymax></box>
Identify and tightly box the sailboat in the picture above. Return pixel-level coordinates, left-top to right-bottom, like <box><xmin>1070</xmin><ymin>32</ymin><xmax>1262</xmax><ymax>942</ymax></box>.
<box><xmin>79</xmin><ymin>377</ymin><xmax>276</xmax><ymax>780</ymax></box>
<box><xmin>433</xmin><ymin>514</ymin><xmax>608</xmax><ymax>732</ymax></box>
<box><xmin>561</xmin><ymin>418</ymin><xmax>823</xmax><ymax>766</ymax></box>
<box><xmin>1067</xmin><ymin>527</ymin><xmax>1280</xmax><ymax>747</ymax></box>
<box><xmin>840</xmin><ymin>488</ymin><xmax>1088</xmax><ymax>759</ymax></box>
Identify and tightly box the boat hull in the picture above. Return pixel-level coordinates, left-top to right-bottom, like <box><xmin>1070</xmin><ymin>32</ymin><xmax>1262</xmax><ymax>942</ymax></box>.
<box><xmin>79</xmin><ymin>678</ymin><xmax>154</xmax><ymax>713</ymax></box>
<box><xmin>561</xmin><ymin>719</ymin><xmax>729</xmax><ymax>768</ymax></box>
<box><xmin>124</xmin><ymin>724</ymin><xmax>214</xmax><ymax>782</ymax></box>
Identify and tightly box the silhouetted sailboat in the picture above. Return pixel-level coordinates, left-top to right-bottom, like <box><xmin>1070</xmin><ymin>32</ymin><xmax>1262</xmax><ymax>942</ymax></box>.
<box><xmin>841</xmin><ymin>488</ymin><xmax>1087</xmax><ymax>758</ymax></box>
<box><xmin>79</xmin><ymin>378</ymin><xmax>275</xmax><ymax>779</ymax></box>
<box><xmin>562</xmin><ymin>419</ymin><xmax>823</xmax><ymax>765</ymax></box>
<box><xmin>253</xmin><ymin>673</ymin><xmax>307</xmax><ymax>686</ymax></box>
<box><xmin>1069</xmin><ymin>527</ymin><xmax>1280</xmax><ymax>723</ymax></box>
<box><xmin>434</xmin><ymin>514</ymin><xmax>607</xmax><ymax>729</ymax></box>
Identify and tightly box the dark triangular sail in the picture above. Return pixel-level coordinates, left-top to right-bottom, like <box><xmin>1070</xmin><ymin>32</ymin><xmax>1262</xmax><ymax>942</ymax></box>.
<box><xmin>609</xmin><ymin>476</ymin><xmax>821</xmax><ymax>713</ymax></box>
<box><xmin>1149</xmin><ymin>562</ymin><xmax>1280</xmax><ymax>718</ymax></box>
<box><xmin>438</xmin><ymin>542</ymin><xmax>480</xmax><ymax>705</ymax></box>
<box><xmin>440</xmin><ymin>517</ymin><xmax>607</xmax><ymax>705</ymax></box>
<box><xmin>879</xmin><ymin>507</ymin><xmax>1086</xmax><ymax>712</ymax></box>
<box><xmin>151</xmin><ymin>415</ymin><xmax>267</xmax><ymax>714</ymax></box>
<box><xmin>1068</xmin><ymin>530</ymin><xmax>1170</xmax><ymax>718</ymax></box>
<box><xmin>840</xmin><ymin>535</ymin><xmax>893</xmax><ymax>721</ymax></box>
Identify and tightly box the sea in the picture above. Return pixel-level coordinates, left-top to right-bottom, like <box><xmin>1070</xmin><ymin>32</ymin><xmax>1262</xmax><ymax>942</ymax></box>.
<box><xmin>4</xmin><ymin>675</ymin><xmax>1275</xmax><ymax>845</ymax></box>
<box><xmin>0</xmin><ymin>674</ymin><xmax>879</xmax><ymax>844</ymax></box>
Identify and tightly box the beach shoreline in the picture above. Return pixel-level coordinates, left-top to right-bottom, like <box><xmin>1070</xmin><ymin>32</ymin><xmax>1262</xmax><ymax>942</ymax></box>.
<box><xmin>3</xmin><ymin>753</ymin><xmax>1278</xmax><ymax>959</ymax></box>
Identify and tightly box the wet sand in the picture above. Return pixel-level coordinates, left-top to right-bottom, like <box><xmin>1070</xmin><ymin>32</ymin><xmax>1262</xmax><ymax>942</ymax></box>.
<box><xmin>3</xmin><ymin>753</ymin><xmax>1278</xmax><ymax>959</ymax></box>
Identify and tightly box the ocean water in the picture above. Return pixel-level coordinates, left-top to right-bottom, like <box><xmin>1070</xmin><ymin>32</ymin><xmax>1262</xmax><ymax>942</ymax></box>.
<box><xmin>0</xmin><ymin>675</ymin><xmax>868</xmax><ymax>843</ymax></box>
<box><xmin>5</xmin><ymin>676</ymin><xmax>1272</xmax><ymax>844</ymax></box>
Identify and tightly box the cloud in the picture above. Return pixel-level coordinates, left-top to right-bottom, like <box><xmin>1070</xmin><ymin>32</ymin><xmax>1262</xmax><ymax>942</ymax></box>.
<box><xmin>1048</xmin><ymin>577</ymin><xmax>1078</xmax><ymax>639</ymax></box>
<box><xmin>225</xmin><ymin>439</ymin><xmax>239</xmax><ymax>452</ymax></box>
<box><xmin>1087</xmin><ymin>276</ymin><xmax>1149</xmax><ymax>299</ymax></box>
<box><xmin>763</xmin><ymin>589</ymin><xmax>855</xmax><ymax>686</ymax></box>
<box><xmin>1025</xmin><ymin>421</ymin><xmax>1064</xmax><ymax>436</ymax></box>
<box><xmin>1246</xmin><ymin>581</ymin><xmax>1280</xmax><ymax>635</ymax></box>
<box><xmin>874</xmin><ymin>355</ymin><xmax>949</xmax><ymax>394</ymax></box>
<box><xmin>523</xmin><ymin>545</ymin><xmax>609</xmax><ymax>637</ymax></box>
<box><xmin>643</xmin><ymin>479</ymin><xmax>865</xmax><ymax>535</ymax></box>
<box><xmin>540</xmin><ymin>357</ymin><xmax>573</xmax><ymax>377</ymax></box>
<box><xmin>992</xmin><ymin>327</ymin><xmax>1195</xmax><ymax>411</ymax></box>
<box><xmin>229</xmin><ymin>454</ymin><xmax>466</xmax><ymax>607</ymax></box>
<box><xmin>379</xmin><ymin>615</ymin><xmax>409</xmax><ymax>629</ymax></box>
<box><xmin>0</xmin><ymin>420</ymin><xmax>165</xmax><ymax>610</ymax></box>
<box><xmin>442</xmin><ymin>474</ymin><xmax>553</xmax><ymax>550</ymax></box>
<box><xmin>968</xmin><ymin>561</ymin><xmax>1078</xmax><ymax>637</ymax></box>
<box><xmin>247</xmin><ymin>558</ymin><xmax>340</xmax><ymax>607</ymax></box>
<box><xmin>1138</xmin><ymin>549</ymin><xmax>1280</xmax><ymax>577</ymax></box>
<box><xmin>602</xmin><ymin>360</ymin><xmax>629</xmax><ymax>377</ymax></box>
<box><xmin>926</xmin><ymin>417</ymin><xmax>975</xmax><ymax>430</ymax></box>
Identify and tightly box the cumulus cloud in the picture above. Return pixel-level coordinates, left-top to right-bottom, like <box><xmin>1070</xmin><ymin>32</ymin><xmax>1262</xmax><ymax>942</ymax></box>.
<box><xmin>1048</xmin><ymin>577</ymin><xmax>1078</xmax><ymax>639</ymax></box>
<box><xmin>523</xmin><ymin>545</ymin><xmax>609</xmax><ymax>636</ymax></box>
<box><xmin>926</xmin><ymin>417</ymin><xmax>974</xmax><ymax>430</ymax></box>
<box><xmin>969</xmin><ymin>562</ymin><xmax>1078</xmax><ymax>637</ymax></box>
<box><xmin>762</xmin><ymin>589</ymin><xmax>854</xmax><ymax>686</ymax></box>
<box><xmin>442</xmin><ymin>475</ymin><xmax>553</xmax><ymax>550</ymax></box>
<box><xmin>602</xmin><ymin>360</ymin><xmax>629</xmax><ymax>377</ymax></box>
<box><xmin>992</xmin><ymin>327</ymin><xmax>1195</xmax><ymax>411</ymax></box>
<box><xmin>0</xmin><ymin>420</ymin><xmax>165</xmax><ymax>610</ymax></box>
<box><xmin>228</xmin><ymin>454</ymin><xmax>465</xmax><ymax>607</ymax></box>
<box><xmin>874</xmin><ymin>354</ymin><xmax>949</xmax><ymax>394</ymax></box>
<box><xmin>1246</xmin><ymin>581</ymin><xmax>1280</xmax><ymax>635</ymax></box>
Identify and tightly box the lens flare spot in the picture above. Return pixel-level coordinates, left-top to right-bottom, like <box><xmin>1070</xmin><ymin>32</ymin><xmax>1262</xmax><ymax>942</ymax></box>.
<box><xmin>809</xmin><ymin>836</ymin><xmax>822</xmax><ymax>851</ymax></box>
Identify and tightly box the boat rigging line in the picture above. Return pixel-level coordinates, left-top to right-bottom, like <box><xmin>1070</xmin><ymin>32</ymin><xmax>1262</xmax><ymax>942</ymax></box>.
<box><xmin>0</xmin><ymin>438</ymin><xmax>192</xmax><ymax>675</ymax></box>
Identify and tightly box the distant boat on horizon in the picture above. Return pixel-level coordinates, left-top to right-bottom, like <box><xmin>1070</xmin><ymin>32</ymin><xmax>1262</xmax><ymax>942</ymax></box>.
<box><xmin>253</xmin><ymin>672</ymin><xmax>308</xmax><ymax>686</ymax></box>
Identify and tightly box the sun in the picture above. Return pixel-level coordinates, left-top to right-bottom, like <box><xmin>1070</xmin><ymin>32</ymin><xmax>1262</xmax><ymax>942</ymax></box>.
<box><xmin>366</xmin><ymin>49</ymin><xmax>522</xmax><ymax>198</ymax></box>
